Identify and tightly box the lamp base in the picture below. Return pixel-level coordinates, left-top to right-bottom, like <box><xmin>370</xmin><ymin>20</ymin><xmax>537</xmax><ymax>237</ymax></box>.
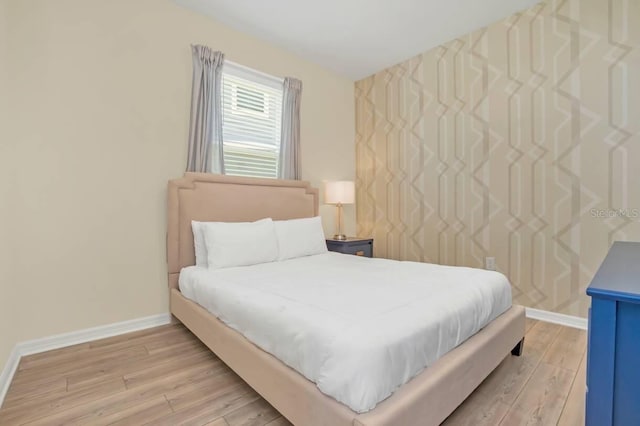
<box><xmin>333</xmin><ymin>234</ymin><xmax>347</xmax><ymax>241</ymax></box>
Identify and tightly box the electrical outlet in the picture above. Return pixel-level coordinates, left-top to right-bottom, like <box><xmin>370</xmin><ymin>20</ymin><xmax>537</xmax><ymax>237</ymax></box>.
<box><xmin>485</xmin><ymin>257</ymin><xmax>496</xmax><ymax>271</ymax></box>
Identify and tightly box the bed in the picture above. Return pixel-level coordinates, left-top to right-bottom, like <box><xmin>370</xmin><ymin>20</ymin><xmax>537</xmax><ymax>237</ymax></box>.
<box><xmin>167</xmin><ymin>172</ymin><xmax>526</xmax><ymax>426</ymax></box>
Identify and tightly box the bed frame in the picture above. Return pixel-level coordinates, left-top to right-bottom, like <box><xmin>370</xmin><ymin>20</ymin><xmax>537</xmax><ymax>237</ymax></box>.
<box><xmin>167</xmin><ymin>172</ymin><xmax>526</xmax><ymax>426</ymax></box>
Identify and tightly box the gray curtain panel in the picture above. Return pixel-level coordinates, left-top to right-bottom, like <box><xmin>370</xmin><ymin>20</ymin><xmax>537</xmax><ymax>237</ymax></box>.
<box><xmin>278</xmin><ymin>77</ymin><xmax>303</xmax><ymax>180</ymax></box>
<box><xmin>186</xmin><ymin>45</ymin><xmax>225</xmax><ymax>173</ymax></box>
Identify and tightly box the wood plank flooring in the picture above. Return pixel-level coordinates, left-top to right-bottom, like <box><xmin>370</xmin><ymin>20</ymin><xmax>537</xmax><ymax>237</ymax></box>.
<box><xmin>0</xmin><ymin>319</ymin><xmax>586</xmax><ymax>426</ymax></box>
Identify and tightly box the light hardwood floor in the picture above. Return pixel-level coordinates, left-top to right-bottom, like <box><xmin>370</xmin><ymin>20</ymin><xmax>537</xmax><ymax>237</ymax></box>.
<box><xmin>0</xmin><ymin>319</ymin><xmax>586</xmax><ymax>426</ymax></box>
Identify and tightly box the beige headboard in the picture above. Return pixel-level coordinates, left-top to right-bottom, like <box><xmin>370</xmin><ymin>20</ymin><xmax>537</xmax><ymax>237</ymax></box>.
<box><xmin>167</xmin><ymin>173</ymin><xmax>319</xmax><ymax>289</ymax></box>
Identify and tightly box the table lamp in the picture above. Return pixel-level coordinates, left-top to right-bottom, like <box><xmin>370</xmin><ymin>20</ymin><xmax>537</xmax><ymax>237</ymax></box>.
<box><xmin>324</xmin><ymin>181</ymin><xmax>355</xmax><ymax>240</ymax></box>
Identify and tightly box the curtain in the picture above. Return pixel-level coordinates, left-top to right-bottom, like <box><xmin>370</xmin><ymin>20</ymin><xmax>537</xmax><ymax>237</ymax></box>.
<box><xmin>186</xmin><ymin>45</ymin><xmax>225</xmax><ymax>173</ymax></box>
<box><xmin>278</xmin><ymin>77</ymin><xmax>302</xmax><ymax>180</ymax></box>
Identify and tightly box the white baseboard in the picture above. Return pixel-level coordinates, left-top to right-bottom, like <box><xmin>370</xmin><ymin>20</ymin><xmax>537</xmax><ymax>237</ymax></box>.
<box><xmin>0</xmin><ymin>346</ymin><xmax>21</xmax><ymax>411</ymax></box>
<box><xmin>0</xmin><ymin>313</ymin><xmax>171</xmax><ymax>408</ymax></box>
<box><xmin>16</xmin><ymin>313</ymin><xmax>172</xmax><ymax>357</ymax></box>
<box><xmin>525</xmin><ymin>307</ymin><xmax>588</xmax><ymax>330</ymax></box>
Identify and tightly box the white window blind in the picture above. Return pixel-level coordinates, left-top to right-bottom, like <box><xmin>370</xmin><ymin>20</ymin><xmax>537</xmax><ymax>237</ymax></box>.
<box><xmin>221</xmin><ymin>62</ymin><xmax>283</xmax><ymax>178</ymax></box>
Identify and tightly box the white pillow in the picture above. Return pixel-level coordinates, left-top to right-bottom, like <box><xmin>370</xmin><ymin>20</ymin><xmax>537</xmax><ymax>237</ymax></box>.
<box><xmin>202</xmin><ymin>218</ymin><xmax>278</xmax><ymax>269</ymax></box>
<box><xmin>191</xmin><ymin>221</ymin><xmax>208</xmax><ymax>267</ymax></box>
<box><xmin>275</xmin><ymin>216</ymin><xmax>328</xmax><ymax>261</ymax></box>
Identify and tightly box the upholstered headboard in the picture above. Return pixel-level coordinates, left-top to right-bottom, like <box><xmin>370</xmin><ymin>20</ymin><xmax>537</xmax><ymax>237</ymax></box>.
<box><xmin>167</xmin><ymin>173</ymin><xmax>319</xmax><ymax>289</ymax></box>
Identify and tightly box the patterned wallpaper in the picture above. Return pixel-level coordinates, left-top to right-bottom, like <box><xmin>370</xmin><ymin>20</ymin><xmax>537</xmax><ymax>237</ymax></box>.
<box><xmin>355</xmin><ymin>0</ymin><xmax>640</xmax><ymax>317</ymax></box>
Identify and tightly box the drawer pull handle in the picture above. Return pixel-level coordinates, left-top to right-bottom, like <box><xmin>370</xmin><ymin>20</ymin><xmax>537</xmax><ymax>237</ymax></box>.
<box><xmin>356</xmin><ymin>251</ymin><xmax>365</xmax><ymax>256</ymax></box>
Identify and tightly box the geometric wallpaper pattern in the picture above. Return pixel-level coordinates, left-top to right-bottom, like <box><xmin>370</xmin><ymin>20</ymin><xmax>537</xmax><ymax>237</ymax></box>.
<box><xmin>355</xmin><ymin>0</ymin><xmax>640</xmax><ymax>317</ymax></box>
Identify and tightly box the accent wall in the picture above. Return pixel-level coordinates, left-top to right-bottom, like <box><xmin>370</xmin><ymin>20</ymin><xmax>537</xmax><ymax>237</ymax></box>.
<box><xmin>355</xmin><ymin>0</ymin><xmax>640</xmax><ymax>317</ymax></box>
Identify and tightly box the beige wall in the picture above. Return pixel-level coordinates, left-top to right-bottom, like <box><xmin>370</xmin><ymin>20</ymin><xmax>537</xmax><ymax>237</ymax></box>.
<box><xmin>356</xmin><ymin>0</ymin><xmax>640</xmax><ymax>317</ymax></box>
<box><xmin>0</xmin><ymin>0</ymin><xmax>355</xmax><ymax>371</ymax></box>
<box><xmin>1</xmin><ymin>0</ymin><xmax>17</xmax><ymax>369</ymax></box>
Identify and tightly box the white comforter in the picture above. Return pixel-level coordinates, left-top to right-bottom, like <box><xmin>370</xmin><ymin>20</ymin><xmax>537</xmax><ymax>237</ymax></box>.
<box><xmin>179</xmin><ymin>252</ymin><xmax>511</xmax><ymax>413</ymax></box>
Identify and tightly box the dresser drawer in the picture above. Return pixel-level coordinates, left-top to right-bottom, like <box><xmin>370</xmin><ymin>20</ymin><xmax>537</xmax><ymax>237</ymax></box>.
<box><xmin>586</xmin><ymin>242</ymin><xmax>640</xmax><ymax>426</ymax></box>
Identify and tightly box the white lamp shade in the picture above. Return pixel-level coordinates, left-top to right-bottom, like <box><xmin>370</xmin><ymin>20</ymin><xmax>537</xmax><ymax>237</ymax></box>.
<box><xmin>324</xmin><ymin>181</ymin><xmax>355</xmax><ymax>205</ymax></box>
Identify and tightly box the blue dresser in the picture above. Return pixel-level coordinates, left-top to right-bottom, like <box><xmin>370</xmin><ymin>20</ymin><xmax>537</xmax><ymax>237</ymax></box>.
<box><xmin>586</xmin><ymin>241</ymin><xmax>640</xmax><ymax>426</ymax></box>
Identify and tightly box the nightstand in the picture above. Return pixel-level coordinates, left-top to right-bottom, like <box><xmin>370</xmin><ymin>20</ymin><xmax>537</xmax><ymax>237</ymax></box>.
<box><xmin>326</xmin><ymin>237</ymin><xmax>373</xmax><ymax>258</ymax></box>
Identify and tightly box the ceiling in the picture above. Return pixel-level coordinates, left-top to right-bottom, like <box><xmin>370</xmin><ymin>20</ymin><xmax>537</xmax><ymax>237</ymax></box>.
<box><xmin>175</xmin><ymin>0</ymin><xmax>539</xmax><ymax>81</ymax></box>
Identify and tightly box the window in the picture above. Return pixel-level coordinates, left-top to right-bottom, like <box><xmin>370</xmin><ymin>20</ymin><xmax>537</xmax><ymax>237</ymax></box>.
<box><xmin>221</xmin><ymin>62</ymin><xmax>283</xmax><ymax>178</ymax></box>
